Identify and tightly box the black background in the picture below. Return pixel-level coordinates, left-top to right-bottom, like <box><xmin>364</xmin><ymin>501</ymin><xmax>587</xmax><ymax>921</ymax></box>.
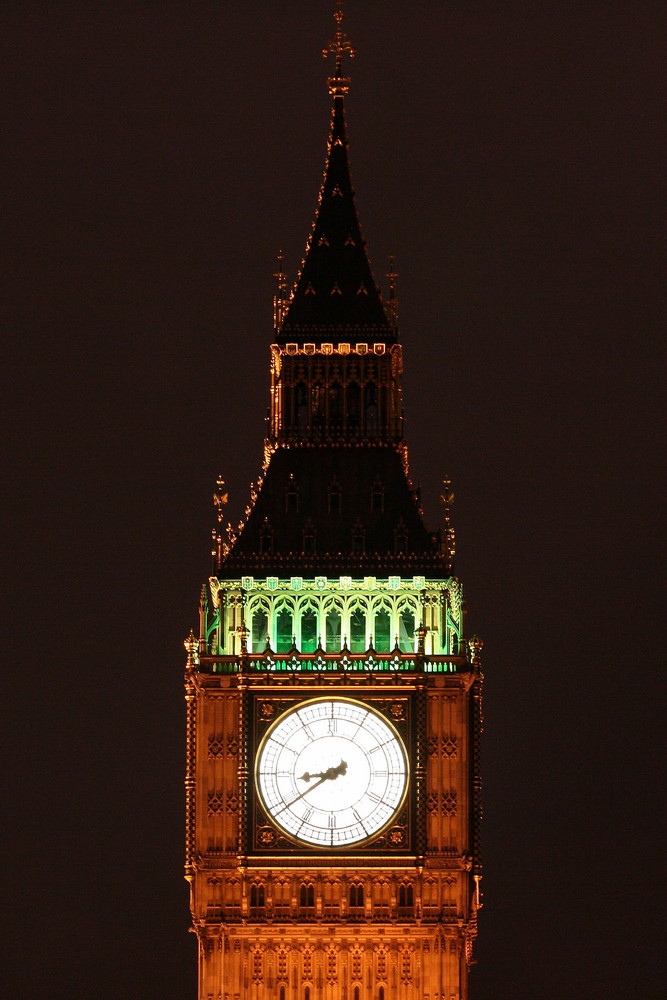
<box><xmin>2</xmin><ymin>2</ymin><xmax>664</xmax><ymax>998</ymax></box>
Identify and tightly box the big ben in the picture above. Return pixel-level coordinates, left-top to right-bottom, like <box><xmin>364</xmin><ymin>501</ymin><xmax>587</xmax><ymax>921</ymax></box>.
<box><xmin>184</xmin><ymin>6</ymin><xmax>483</xmax><ymax>1000</ymax></box>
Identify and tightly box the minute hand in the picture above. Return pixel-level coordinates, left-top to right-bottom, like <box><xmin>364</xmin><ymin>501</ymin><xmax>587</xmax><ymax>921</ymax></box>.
<box><xmin>281</xmin><ymin>773</ymin><xmax>330</xmax><ymax>809</ymax></box>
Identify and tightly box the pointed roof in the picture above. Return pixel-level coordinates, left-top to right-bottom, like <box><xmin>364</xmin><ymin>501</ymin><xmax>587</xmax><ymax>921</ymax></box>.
<box><xmin>222</xmin><ymin>444</ymin><xmax>444</xmax><ymax>576</ymax></box>
<box><xmin>278</xmin><ymin>26</ymin><xmax>395</xmax><ymax>343</ymax></box>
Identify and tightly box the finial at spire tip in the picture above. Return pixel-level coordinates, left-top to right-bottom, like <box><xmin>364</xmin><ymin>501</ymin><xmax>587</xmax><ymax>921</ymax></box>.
<box><xmin>323</xmin><ymin>1</ymin><xmax>355</xmax><ymax>96</ymax></box>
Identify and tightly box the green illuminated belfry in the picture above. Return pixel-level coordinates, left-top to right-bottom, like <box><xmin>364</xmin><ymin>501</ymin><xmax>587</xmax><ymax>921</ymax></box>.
<box><xmin>185</xmin><ymin>8</ymin><xmax>483</xmax><ymax>999</ymax></box>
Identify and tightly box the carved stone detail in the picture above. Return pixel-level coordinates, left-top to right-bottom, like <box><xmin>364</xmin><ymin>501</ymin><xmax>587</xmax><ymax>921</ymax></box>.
<box><xmin>326</xmin><ymin>945</ymin><xmax>338</xmax><ymax>985</ymax></box>
<box><xmin>207</xmin><ymin>791</ymin><xmax>224</xmax><ymax>815</ymax></box>
<box><xmin>442</xmin><ymin>791</ymin><xmax>457</xmax><ymax>816</ymax></box>
<box><xmin>426</xmin><ymin>791</ymin><xmax>457</xmax><ymax>815</ymax></box>
<box><xmin>426</xmin><ymin>734</ymin><xmax>458</xmax><ymax>758</ymax></box>
<box><xmin>257</xmin><ymin>826</ymin><xmax>277</xmax><ymax>847</ymax></box>
<box><xmin>400</xmin><ymin>946</ymin><xmax>413</xmax><ymax>985</ymax></box>
<box><xmin>208</xmin><ymin>735</ymin><xmax>225</xmax><ymax>758</ymax></box>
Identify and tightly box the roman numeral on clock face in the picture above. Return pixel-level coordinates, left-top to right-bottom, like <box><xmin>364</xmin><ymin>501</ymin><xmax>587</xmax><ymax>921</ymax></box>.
<box><xmin>328</xmin><ymin>814</ymin><xmax>337</xmax><ymax>828</ymax></box>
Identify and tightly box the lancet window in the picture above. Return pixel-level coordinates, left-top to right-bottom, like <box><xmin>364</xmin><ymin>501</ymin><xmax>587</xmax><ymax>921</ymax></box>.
<box><xmin>328</xmin><ymin>478</ymin><xmax>342</xmax><ymax>513</ymax></box>
<box><xmin>397</xmin><ymin>882</ymin><xmax>414</xmax><ymax>912</ymax></box>
<box><xmin>270</xmin><ymin>348</ymin><xmax>401</xmax><ymax>445</ymax></box>
<box><xmin>244</xmin><ymin>590</ymin><xmax>426</xmax><ymax>655</ymax></box>
<box><xmin>325</xmin><ymin>601</ymin><xmax>342</xmax><ymax>651</ymax></box>
<box><xmin>249</xmin><ymin>883</ymin><xmax>265</xmax><ymax>908</ymax></box>
<box><xmin>273</xmin><ymin>880</ymin><xmax>291</xmax><ymax>914</ymax></box>
<box><xmin>349</xmin><ymin>882</ymin><xmax>364</xmax><ymax>910</ymax></box>
<box><xmin>250</xmin><ymin>598</ymin><xmax>270</xmax><ymax>653</ymax></box>
<box><xmin>322</xmin><ymin>879</ymin><xmax>338</xmax><ymax>916</ymax></box>
<box><xmin>349</xmin><ymin>605</ymin><xmax>366</xmax><ymax>652</ymax></box>
<box><xmin>299</xmin><ymin>883</ymin><xmax>315</xmax><ymax>909</ymax></box>
<box><xmin>276</xmin><ymin>605</ymin><xmax>294</xmax><ymax>653</ymax></box>
<box><xmin>299</xmin><ymin>602</ymin><xmax>318</xmax><ymax>652</ymax></box>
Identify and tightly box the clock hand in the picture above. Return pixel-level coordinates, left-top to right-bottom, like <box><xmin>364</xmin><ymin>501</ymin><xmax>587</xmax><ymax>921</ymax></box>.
<box><xmin>278</xmin><ymin>774</ymin><xmax>329</xmax><ymax>812</ymax></box>
<box><xmin>280</xmin><ymin>759</ymin><xmax>349</xmax><ymax>813</ymax></box>
<box><xmin>297</xmin><ymin>759</ymin><xmax>348</xmax><ymax>783</ymax></box>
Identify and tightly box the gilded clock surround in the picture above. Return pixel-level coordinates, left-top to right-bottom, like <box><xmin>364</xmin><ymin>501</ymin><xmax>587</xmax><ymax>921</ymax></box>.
<box><xmin>252</xmin><ymin>694</ymin><xmax>413</xmax><ymax>853</ymax></box>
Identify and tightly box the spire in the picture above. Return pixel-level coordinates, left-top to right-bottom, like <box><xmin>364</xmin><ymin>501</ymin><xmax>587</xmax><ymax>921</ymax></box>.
<box><xmin>278</xmin><ymin>3</ymin><xmax>394</xmax><ymax>344</ymax></box>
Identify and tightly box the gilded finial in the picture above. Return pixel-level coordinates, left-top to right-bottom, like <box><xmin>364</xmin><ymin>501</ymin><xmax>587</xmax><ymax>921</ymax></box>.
<box><xmin>184</xmin><ymin>629</ymin><xmax>198</xmax><ymax>668</ymax></box>
<box><xmin>323</xmin><ymin>1</ymin><xmax>355</xmax><ymax>95</ymax></box>
<box><xmin>213</xmin><ymin>476</ymin><xmax>228</xmax><ymax>522</ymax></box>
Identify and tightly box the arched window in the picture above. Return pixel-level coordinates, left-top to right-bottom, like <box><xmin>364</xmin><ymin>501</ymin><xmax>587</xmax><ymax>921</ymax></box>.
<box><xmin>299</xmin><ymin>883</ymin><xmax>315</xmax><ymax>908</ymax></box>
<box><xmin>302</xmin><ymin>524</ymin><xmax>316</xmax><ymax>556</ymax></box>
<box><xmin>379</xmin><ymin>987</ymin><xmax>385</xmax><ymax>1000</ymax></box>
<box><xmin>280</xmin><ymin>988</ymin><xmax>286</xmax><ymax>1000</ymax></box>
<box><xmin>398</xmin><ymin>883</ymin><xmax>414</xmax><ymax>910</ymax></box>
<box><xmin>374</xmin><ymin>608</ymin><xmax>391</xmax><ymax>653</ymax></box>
<box><xmin>326</xmin><ymin>608</ymin><xmax>341</xmax><ymax>651</ymax></box>
<box><xmin>259</xmin><ymin>520</ymin><xmax>273</xmax><ymax>555</ymax></box>
<box><xmin>423</xmin><ymin>879</ymin><xmax>438</xmax><ymax>913</ymax></box>
<box><xmin>352</xmin><ymin>528</ymin><xmax>365</xmax><ymax>554</ymax></box>
<box><xmin>274</xmin><ymin>882</ymin><xmax>290</xmax><ymax>913</ymax></box>
<box><xmin>311</xmin><ymin>382</ymin><xmax>324</xmax><ymax>430</ymax></box>
<box><xmin>250</xmin><ymin>884</ymin><xmax>265</xmax><ymax>908</ymax></box>
<box><xmin>304</xmin><ymin>988</ymin><xmax>311</xmax><ymax>1000</ymax></box>
<box><xmin>371</xmin><ymin>479</ymin><xmax>384</xmax><ymax>513</ymax></box>
<box><xmin>354</xmin><ymin>988</ymin><xmax>360</xmax><ymax>1000</ymax></box>
<box><xmin>300</xmin><ymin>607</ymin><xmax>317</xmax><ymax>653</ymax></box>
<box><xmin>349</xmin><ymin>883</ymin><xmax>364</xmax><ymax>909</ymax></box>
<box><xmin>399</xmin><ymin>607</ymin><xmax>415</xmax><ymax>653</ymax></box>
<box><xmin>251</xmin><ymin>608</ymin><xmax>269</xmax><ymax>653</ymax></box>
<box><xmin>328</xmin><ymin>479</ymin><xmax>342</xmax><ymax>513</ymax></box>
<box><xmin>322</xmin><ymin>880</ymin><xmax>337</xmax><ymax>915</ymax></box>
<box><xmin>276</xmin><ymin>607</ymin><xmax>293</xmax><ymax>654</ymax></box>
<box><xmin>285</xmin><ymin>475</ymin><xmax>299</xmax><ymax>513</ymax></box>
<box><xmin>394</xmin><ymin>520</ymin><xmax>408</xmax><ymax>555</ymax></box>
<box><xmin>350</xmin><ymin>607</ymin><xmax>366</xmax><ymax>653</ymax></box>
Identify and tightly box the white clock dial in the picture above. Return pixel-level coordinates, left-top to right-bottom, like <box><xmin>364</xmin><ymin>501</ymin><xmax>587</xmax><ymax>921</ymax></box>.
<box><xmin>255</xmin><ymin>698</ymin><xmax>408</xmax><ymax>848</ymax></box>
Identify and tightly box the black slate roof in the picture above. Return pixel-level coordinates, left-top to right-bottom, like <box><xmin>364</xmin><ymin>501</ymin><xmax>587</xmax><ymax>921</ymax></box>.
<box><xmin>222</xmin><ymin>445</ymin><xmax>444</xmax><ymax>576</ymax></box>
<box><xmin>278</xmin><ymin>91</ymin><xmax>395</xmax><ymax>343</ymax></box>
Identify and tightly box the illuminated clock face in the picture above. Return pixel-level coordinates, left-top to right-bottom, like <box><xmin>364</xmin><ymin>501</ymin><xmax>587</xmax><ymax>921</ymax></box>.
<box><xmin>255</xmin><ymin>698</ymin><xmax>408</xmax><ymax>848</ymax></box>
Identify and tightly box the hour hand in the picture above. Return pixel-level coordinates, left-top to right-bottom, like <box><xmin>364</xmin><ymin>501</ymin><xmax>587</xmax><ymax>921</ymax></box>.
<box><xmin>298</xmin><ymin>759</ymin><xmax>347</xmax><ymax>783</ymax></box>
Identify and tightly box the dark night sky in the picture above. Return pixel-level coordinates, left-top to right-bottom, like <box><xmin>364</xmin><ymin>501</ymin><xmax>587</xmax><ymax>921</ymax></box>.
<box><xmin>2</xmin><ymin>3</ymin><xmax>664</xmax><ymax>998</ymax></box>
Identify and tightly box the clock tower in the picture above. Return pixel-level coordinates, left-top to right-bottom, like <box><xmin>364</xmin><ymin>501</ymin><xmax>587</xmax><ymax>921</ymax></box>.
<box><xmin>184</xmin><ymin>7</ymin><xmax>483</xmax><ymax>1000</ymax></box>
